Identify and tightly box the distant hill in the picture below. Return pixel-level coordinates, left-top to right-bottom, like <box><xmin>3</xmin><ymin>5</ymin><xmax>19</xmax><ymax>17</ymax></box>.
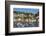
<box><xmin>14</xmin><ymin>11</ymin><xmax>34</xmax><ymax>15</ymax></box>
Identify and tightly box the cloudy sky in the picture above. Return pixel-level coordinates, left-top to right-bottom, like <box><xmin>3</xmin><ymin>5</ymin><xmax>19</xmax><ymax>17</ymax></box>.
<box><xmin>13</xmin><ymin>8</ymin><xmax>39</xmax><ymax>14</ymax></box>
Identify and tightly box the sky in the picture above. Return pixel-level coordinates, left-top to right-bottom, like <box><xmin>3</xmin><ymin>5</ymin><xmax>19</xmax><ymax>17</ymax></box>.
<box><xmin>13</xmin><ymin>8</ymin><xmax>39</xmax><ymax>14</ymax></box>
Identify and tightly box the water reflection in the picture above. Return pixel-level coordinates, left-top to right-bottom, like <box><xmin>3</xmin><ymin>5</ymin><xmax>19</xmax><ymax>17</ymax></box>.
<box><xmin>14</xmin><ymin>22</ymin><xmax>39</xmax><ymax>28</ymax></box>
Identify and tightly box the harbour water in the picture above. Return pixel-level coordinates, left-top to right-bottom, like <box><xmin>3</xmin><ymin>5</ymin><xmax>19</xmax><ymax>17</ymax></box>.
<box><xmin>14</xmin><ymin>22</ymin><xmax>39</xmax><ymax>28</ymax></box>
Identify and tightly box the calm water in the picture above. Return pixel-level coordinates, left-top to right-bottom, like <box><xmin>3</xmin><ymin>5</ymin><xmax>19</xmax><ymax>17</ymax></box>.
<box><xmin>14</xmin><ymin>22</ymin><xmax>39</xmax><ymax>28</ymax></box>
